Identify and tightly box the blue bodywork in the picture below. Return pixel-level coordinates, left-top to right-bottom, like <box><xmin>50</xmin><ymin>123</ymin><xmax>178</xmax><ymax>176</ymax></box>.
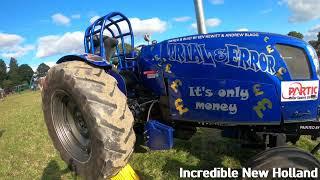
<box><xmin>138</xmin><ymin>32</ymin><xmax>319</xmax><ymax>125</ymax></box>
<box><xmin>145</xmin><ymin>120</ymin><xmax>174</xmax><ymax>150</ymax></box>
<box><xmin>57</xmin><ymin>12</ymin><xmax>320</xmax><ymax>126</ymax></box>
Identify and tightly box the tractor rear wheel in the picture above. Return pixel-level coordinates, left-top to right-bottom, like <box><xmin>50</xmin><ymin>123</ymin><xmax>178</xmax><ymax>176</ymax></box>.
<box><xmin>246</xmin><ymin>146</ymin><xmax>320</xmax><ymax>179</ymax></box>
<box><xmin>42</xmin><ymin>61</ymin><xmax>135</xmax><ymax>179</ymax></box>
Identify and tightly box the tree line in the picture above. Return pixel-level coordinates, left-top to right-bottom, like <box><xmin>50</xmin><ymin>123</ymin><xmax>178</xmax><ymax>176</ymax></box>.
<box><xmin>0</xmin><ymin>58</ymin><xmax>50</xmax><ymax>89</ymax></box>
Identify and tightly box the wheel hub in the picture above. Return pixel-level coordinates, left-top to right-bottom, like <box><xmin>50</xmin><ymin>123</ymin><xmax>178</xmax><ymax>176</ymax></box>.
<box><xmin>51</xmin><ymin>90</ymin><xmax>91</xmax><ymax>162</ymax></box>
<box><xmin>74</xmin><ymin>110</ymin><xmax>89</xmax><ymax>138</ymax></box>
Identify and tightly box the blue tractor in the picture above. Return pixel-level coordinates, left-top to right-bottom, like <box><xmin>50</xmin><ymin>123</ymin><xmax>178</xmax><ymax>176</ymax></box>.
<box><xmin>42</xmin><ymin>12</ymin><xmax>320</xmax><ymax>179</ymax></box>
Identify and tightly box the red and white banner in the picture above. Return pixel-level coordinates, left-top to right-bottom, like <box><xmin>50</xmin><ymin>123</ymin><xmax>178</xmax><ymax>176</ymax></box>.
<box><xmin>281</xmin><ymin>80</ymin><xmax>319</xmax><ymax>102</ymax></box>
<box><xmin>143</xmin><ymin>70</ymin><xmax>158</xmax><ymax>79</ymax></box>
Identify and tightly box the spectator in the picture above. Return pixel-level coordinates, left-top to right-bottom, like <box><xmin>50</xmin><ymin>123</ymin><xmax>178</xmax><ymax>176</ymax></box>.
<box><xmin>0</xmin><ymin>87</ymin><xmax>4</xmax><ymax>100</ymax></box>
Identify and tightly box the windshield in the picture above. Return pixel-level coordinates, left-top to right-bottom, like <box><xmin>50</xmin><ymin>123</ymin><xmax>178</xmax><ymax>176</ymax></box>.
<box><xmin>307</xmin><ymin>45</ymin><xmax>320</xmax><ymax>78</ymax></box>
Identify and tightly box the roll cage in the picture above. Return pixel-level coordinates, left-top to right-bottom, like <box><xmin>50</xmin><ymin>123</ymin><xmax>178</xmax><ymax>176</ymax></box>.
<box><xmin>84</xmin><ymin>12</ymin><xmax>135</xmax><ymax>70</ymax></box>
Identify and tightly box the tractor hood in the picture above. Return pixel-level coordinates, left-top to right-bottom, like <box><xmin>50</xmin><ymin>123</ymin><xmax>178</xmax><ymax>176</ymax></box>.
<box><xmin>139</xmin><ymin>32</ymin><xmax>320</xmax><ymax>124</ymax></box>
<box><xmin>141</xmin><ymin>31</ymin><xmax>318</xmax><ymax>82</ymax></box>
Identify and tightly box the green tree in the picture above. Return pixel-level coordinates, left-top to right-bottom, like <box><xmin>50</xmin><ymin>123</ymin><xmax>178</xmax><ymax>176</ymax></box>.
<box><xmin>117</xmin><ymin>43</ymin><xmax>133</xmax><ymax>53</ymax></box>
<box><xmin>315</xmin><ymin>44</ymin><xmax>320</xmax><ymax>57</ymax></box>
<box><xmin>309</xmin><ymin>40</ymin><xmax>319</xmax><ymax>48</ymax></box>
<box><xmin>7</xmin><ymin>57</ymin><xmax>21</xmax><ymax>86</ymax></box>
<box><xmin>0</xmin><ymin>59</ymin><xmax>7</xmax><ymax>86</ymax></box>
<box><xmin>288</xmin><ymin>31</ymin><xmax>304</xmax><ymax>39</ymax></box>
<box><xmin>36</xmin><ymin>63</ymin><xmax>50</xmax><ymax>77</ymax></box>
<box><xmin>8</xmin><ymin>57</ymin><xmax>19</xmax><ymax>72</ymax></box>
<box><xmin>2</xmin><ymin>79</ymin><xmax>14</xmax><ymax>89</ymax></box>
<box><xmin>309</xmin><ymin>32</ymin><xmax>320</xmax><ymax>56</ymax></box>
<box><xmin>18</xmin><ymin>64</ymin><xmax>34</xmax><ymax>84</ymax></box>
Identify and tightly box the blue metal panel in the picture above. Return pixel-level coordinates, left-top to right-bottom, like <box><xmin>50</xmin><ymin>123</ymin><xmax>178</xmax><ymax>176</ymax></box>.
<box><xmin>145</xmin><ymin>120</ymin><xmax>174</xmax><ymax>150</ymax></box>
<box><xmin>138</xmin><ymin>43</ymin><xmax>166</xmax><ymax>95</ymax></box>
<box><xmin>168</xmin><ymin>78</ymin><xmax>280</xmax><ymax>124</ymax></box>
<box><xmin>138</xmin><ymin>32</ymin><xmax>319</xmax><ymax>124</ymax></box>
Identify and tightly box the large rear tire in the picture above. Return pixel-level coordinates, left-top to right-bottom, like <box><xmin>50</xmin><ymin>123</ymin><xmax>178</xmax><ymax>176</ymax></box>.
<box><xmin>246</xmin><ymin>146</ymin><xmax>320</xmax><ymax>179</ymax></box>
<box><xmin>42</xmin><ymin>61</ymin><xmax>135</xmax><ymax>179</ymax></box>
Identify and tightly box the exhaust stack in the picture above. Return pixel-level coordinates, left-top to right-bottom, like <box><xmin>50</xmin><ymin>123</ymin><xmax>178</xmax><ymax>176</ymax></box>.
<box><xmin>194</xmin><ymin>0</ymin><xmax>207</xmax><ymax>34</ymax></box>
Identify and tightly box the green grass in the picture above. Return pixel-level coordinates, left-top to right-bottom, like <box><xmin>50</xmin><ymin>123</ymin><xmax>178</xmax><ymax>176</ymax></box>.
<box><xmin>0</xmin><ymin>91</ymin><xmax>319</xmax><ymax>179</ymax></box>
<box><xmin>0</xmin><ymin>91</ymin><xmax>74</xmax><ymax>180</ymax></box>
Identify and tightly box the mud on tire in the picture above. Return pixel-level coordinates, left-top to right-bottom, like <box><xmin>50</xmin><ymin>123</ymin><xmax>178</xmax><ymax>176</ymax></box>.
<box><xmin>42</xmin><ymin>61</ymin><xmax>135</xmax><ymax>179</ymax></box>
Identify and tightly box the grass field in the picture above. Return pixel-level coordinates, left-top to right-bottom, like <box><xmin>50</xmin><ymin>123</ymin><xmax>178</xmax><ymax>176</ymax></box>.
<box><xmin>0</xmin><ymin>91</ymin><xmax>320</xmax><ymax>180</ymax></box>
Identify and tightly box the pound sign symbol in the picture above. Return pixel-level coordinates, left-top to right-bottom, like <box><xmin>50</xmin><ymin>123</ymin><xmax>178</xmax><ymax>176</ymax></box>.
<box><xmin>253</xmin><ymin>98</ymin><xmax>272</xmax><ymax>119</ymax></box>
<box><xmin>171</xmin><ymin>80</ymin><xmax>182</xmax><ymax>93</ymax></box>
<box><xmin>266</xmin><ymin>45</ymin><xmax>274</xmax><ymax>54</ymax></box>
<box><xmin>253</xmin><ymin>84</ymin><xmax>264</xmax><ymax>96</ymax></box>
<box><xmin>275</xmin><ymin>67</ymin><xmax>286</xmax><ymax>80</ymax></box>
<box><xmin>175</xmin><ymin>98</ymin><xmax>189</xmax><ymax>115</ymax></box>
<box><xmin>165</xmin><ymin>64</ymin><xmax>172</xmax><ymax>73</ymax></box>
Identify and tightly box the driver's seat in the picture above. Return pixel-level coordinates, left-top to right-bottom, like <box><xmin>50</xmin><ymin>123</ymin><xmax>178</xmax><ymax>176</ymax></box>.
<box><xmin>92</xmin><ymin>35</ymin><xmax>118</xmax><ymax>62</ymax></box>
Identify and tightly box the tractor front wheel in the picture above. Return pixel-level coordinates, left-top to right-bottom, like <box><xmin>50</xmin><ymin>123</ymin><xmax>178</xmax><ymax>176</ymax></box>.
<box><xmin>42</xmin><ymin>61</ymin><xmax>135</xmax><ymax>179</ymax></box>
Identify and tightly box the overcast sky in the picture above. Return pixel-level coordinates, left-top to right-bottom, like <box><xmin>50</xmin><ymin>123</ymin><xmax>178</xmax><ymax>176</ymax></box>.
<box><xmin>0</xmin><ymin>0</ymin><xmax>320</xmax><ymax>70</ymax></box>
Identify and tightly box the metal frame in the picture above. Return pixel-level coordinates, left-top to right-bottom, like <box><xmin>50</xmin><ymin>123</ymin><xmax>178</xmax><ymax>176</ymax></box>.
<box><xmin>84</xmin><ymin>12</ymin><xmax>135</xmax><ymax>70</ymax></box>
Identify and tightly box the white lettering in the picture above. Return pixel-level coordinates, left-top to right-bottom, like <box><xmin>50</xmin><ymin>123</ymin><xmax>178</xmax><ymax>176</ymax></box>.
<box><xmin>195</xmin><ymin>102</ymin><xmax>238</xmax><ymax>114</ymax></box>
<box><xmin>165</xmin><ymin>43</ymin><xmax>276</xmax><ymax>75</ymax></box>
<box><xmin>242</xmin><ymin>168</ymin><xmax>269</xmax><ymax>178</ymax></box>
<box><xmin>189</xmin><ymin>86</ymin><xmax>249</xmax><ymax>100</ymax></box>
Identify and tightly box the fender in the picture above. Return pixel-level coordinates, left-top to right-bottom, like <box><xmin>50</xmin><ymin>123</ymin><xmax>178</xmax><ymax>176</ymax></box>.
<box><xmin>57</xmin><ymin>54</ymin><xmax>127</xmax><ymax>95</ymax></box>
<box><xmin>57</xmin><ymin>54</ymin><xmax>112</xmax><ymax>67</ymax></box>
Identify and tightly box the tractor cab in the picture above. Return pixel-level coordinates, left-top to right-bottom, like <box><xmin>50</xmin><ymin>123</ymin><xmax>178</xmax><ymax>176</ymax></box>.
<box><xmin>84</xmin><ymin>12</ymin><xmax>136</xmax><ymax>71</ymax></box>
